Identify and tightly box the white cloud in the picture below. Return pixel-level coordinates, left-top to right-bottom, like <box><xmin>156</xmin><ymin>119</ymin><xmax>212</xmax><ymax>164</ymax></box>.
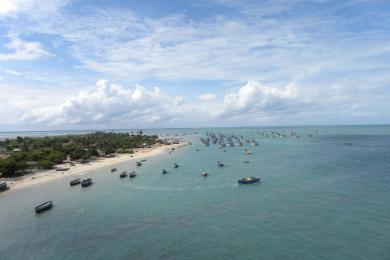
<box><xmin>0</xmin><ymin>1</ymin><xmax>18</xmax><ymax>17</ymax></box>
<box><xmin>213</xmin><ymin>81</ymin><xmax>300</xmax><ymax>118</ymax></box>
<box><xmin>0</xmin><ymin>36</ymin><xmax>51</xmax><ymax>61</ymax></box>
<box><xmin>199</xmin><ymin>93</ymin><xmax>217</xmax><ymax>101</ymax></box>
<box><xmin>21</xmin><ymin>80</ymin><xmax>189</xmax><ymax>126</ymax></box>
<box><xmin>0</xmin><ymin>0</ymin><xmax>69</xmax><ymax>19</ymax></box>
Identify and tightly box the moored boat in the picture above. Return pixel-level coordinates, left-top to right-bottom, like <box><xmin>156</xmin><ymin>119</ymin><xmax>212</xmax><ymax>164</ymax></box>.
<box><xmin>129</xmin><ymin>172</ymin><xmax>137</xmax><ymax>178</ymax></box>
<box><xmin>217</xmin><ymin>161</ymin><xmax>224</xmax><ymax>167</ymax></box>
<box><xmin>111</xmin><ymin>168</ymin><xmax>117</xmax><ymax>172</ymax></box>
<box><xmin>0</xmin><ymin>181</ymin><xmax>8</xmax><ymax>191</ymax></box>
<box><xmin>120</xmin><ymin>172</ymin><xmax>128</xmax><ymax>178</ymax></box>
<box><xmin>173</xmin><ymin>163</ymin><xmax>179</xmax><ymax>168</ymax></box>
<box><xmin>162</xmin><ymin>169</ymin><xmax>168</xmax><ymax>174</ymax></box>
<box><xmin>81</xmin><ymin>178</ymin><xmax>92</xmax><ymax>187</ymax></box>
<box><xmin>69</xmin><ymin>178</ymin><xmax>81</xmax><ymax>186</ymax></box>
<box><xmin>136</xmin><ymin>162</ymin><xmax>142</xmax><ymax>167</ymax></box>
<box><xmin>35</xmin><ymin>201</ymin><xmax>53</xmax><ymax>214</ymax></box>
<box><xmin>201</xmin><ymin>171</ymin><xmax>208</xmax><ymax>177</ymax></box>
<box><xmin>238</xmin><ymin>176</ymin><xmax>260</xmax><ymax>184</ymax></box>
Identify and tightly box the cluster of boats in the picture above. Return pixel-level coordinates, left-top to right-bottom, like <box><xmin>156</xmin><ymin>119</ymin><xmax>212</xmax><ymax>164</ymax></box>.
<box><xmin>69</xmin><ymin>178</ymin><xmax>92</xmax><ymax>187</ymax></box>
<box><xmin>201</xmin><ymin>132</ymin><xmax>259</xmax><ymax>148</ymax></box>
<box><xmin>119</xmin><ymin>171</ymin><xmax>137</xmax><ymax>178</ymax></box>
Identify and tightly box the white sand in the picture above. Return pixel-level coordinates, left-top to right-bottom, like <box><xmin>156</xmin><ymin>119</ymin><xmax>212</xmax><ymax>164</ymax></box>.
<box><xmin>3</xmin><ymin>143</ymin><xmax>184</xmax><ymax>192</ymax></box>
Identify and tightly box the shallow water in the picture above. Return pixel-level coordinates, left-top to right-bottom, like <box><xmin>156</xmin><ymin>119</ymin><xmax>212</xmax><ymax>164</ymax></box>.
<box><xmin>1</xmin><ymin>126</ymin><xmax>390</xmax><ymax>260</ymax></box>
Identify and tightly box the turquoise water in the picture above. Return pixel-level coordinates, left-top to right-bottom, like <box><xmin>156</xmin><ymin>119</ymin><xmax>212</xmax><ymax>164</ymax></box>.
<box><xmin>1</xmin><ymin>126</ymin><xmax>390</xmax><ymax>259</ymax></box>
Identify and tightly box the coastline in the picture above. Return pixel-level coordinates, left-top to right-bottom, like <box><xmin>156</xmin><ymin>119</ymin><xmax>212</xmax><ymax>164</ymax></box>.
<box><xmin>1</xmin><ymin>142</ymin><xmax>184</xmax><ymax>193</ymax></box>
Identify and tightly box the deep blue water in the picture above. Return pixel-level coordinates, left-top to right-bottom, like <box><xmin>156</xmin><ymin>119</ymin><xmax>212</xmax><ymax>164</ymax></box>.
<box><xmin>0</xmin><ymin>126</ymin><xmax>390</xmax><ymax>260</ymax></box>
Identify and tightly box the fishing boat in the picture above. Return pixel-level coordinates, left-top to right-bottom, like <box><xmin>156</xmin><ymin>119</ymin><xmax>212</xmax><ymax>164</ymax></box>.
<box><xmin>136</xmin><ymin>162</ymin><xmax>142</xmax><ymax>167</ymax></box>
<box><xmin>201</xmin><ymin>171</ymin><xmax>208</xmax><ymax>177</ymax></box>
<box><xmin>111</xmin><ymin>168</ymin><xmax>117</xmax><ymax>172</ymax></box>
<box><xmin>69</xmin><ymin>178</ymin><xmax>81</xmax><ymax>186</ymax></box>
<box><xmin>120</xmin><ymin>172</ymin><xmax>128</xmax><ymax>178</ymax></box>
<box><xmin>162</xmin><ymin>169</ymin><xmax>168</xmax><ymax>174</ymax></box>
<box><xmin>35</xmin><ymin>201</ymin><xmax>53</xmax><ymax>214</ymax></box>
<box><xmin>129</xmin><ymin>172</ymin><xmax>137</xmax><ymax>178</ymax></box>
<box><xmin>0</xmin><ymin>181</ymin><xmax>7</xmax><ymax>191</ymax></box>
<box><xmin>81</xmin><ymin>178</ymin><xmax>92</xmax><ymax>187</ymax></box>
<box><xmin>173</xmin><ymin>163</ymin><xmax>179</xmax><ymax>168</ymax></box>
<box><xmin>238</xmin><ymin>176</ymin><xmax>260</xmax><ymax>184</ymax></box>
<box><xmin>217</xmin><ymin>161</ymin><xmax>224</xmax><ymax>167</ymax></box>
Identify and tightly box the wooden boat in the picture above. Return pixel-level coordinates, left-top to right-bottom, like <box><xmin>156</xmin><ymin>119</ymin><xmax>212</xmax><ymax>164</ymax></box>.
<box><xmin>35</xmin><ymin>201</ymin><xmax>53</xmax><ymax>214</ymax></box>
<box><xmin>69</xmin><ymin>178</ymin><xmax>81</xmax><ymax>186</ymax></box>
<box><xmin>81</xmin><ymin>178</ymin><xmax>92</xmax><ymax>187</ymax></box>
<box><xmin>238</xmin><ymin>176</ymin><xmax>260</xmax><ymax>184</ymax></box>
<box><xmin>120</xmin><ymin>172</ymin><xmax>128</xmax><ymax>178</ymax></box>
<box><xmin>136</xmin><ymin>162</ymin><xmax>142</xmax><ymax>167</ymax></box>
<box><xmin>129</xmin><ymin>172</ymin><xmax>137</xmax><ymax>178</ymax></box>
<box><xmin>111</xmin><ymin>168</ymin><xmax>117</xmax><ymax>172</ymax></box>
<box><xmin>201</xmin><ymin>171</ymin><xmax>208</xmax><ymax>177</ymax></box>
<box><xmin>217</xmin><ymin>161</ymin><xmax>224</xmax><ymax>167</ymax></box>
<box><xmin>162</xmin><ymin>169</ymin><xmax>168</xmax><ymax>174</ymax></box>
<box><xmin>173</xmin><ymin>163</ymin><xmax>179</xmax><ymax>168</ymax></box>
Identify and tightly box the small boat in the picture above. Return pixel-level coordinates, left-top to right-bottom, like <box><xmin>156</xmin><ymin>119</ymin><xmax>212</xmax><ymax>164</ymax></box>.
<box><xmin>0</xmin><ymin>181</ymin><xmax>8</xmax><ymax>191</ymax></box>
<box><xmin>111</xmin><ymin>168</ymin><xmax>117</xmax><ymax>172</ymax></box>
<box><xmin>173</xmin><ymin>163</ymin><xmax>179</xmax><ymax>168</ymax></box>
<box><xmin>162</xmin><ymin>169</ymin><xmax>168</xmax><ymax>174</ymax></box>
<box><xmin>35</xmin><ymin>201</ymin><xmax>53</xmax><ymax>214</ymax></box>
<box><xmin>69</xmin><ymin>178</ymin><xmax>81</xmax><ymax>186</ymax></box>
<box><xmin>141</xmin><ymin>159</ymin><xmax>147</xmax><ymax>162</ymax></box>
<box><xmin>217</xmin><ymin>161</ymin><xmax>224</xmax><ymax>167</ymax></box>
<box><xmin>129</xmin><ymin>172</ymin><xmax>137</xmax><ymax>178</ymax></box>
<box><xmin>120</xmin><ymin>172</ymin><xmax>128</xmax><ymax>178</ymax></box>
<box><xmin>201</xmin><ymin>171</ymin><xmax>208</xmax><ymax>177</ymax></box>
<box><xmin>81</xmin><ymin>178</ymin><xmax>92</xmax><ymax>187</ymax></box>
<box><xmin>243</xmin><ymin>160</ymin><xmax>250</xmax><ymax>164</ymax></box>
<box><xmin>238</xmin><ymin>176</ymin><xmax>260</xmax><ymax>184</ymax></box>
<box><xmin>136</xmin><ymin>162</ymin><xmax>142</xmax><ymax>167</ymax></box>
<box><xmin>56</xmin><ymin>167</ymin><xmax>69</xmax><ymax>171</ymax></box>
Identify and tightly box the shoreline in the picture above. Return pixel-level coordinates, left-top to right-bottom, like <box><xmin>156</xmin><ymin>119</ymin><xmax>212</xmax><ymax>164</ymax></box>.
<box><xmin>1</xmin><ymin>142</ymin><xmax>185</xmax><ymax>193</ymax></box>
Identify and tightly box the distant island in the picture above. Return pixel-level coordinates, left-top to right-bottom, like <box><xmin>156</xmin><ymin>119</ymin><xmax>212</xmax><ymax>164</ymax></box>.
<box><xmin>0</xmin><ymin>132</ymin><xmax>166</xmax><ymax>178</ymax></box>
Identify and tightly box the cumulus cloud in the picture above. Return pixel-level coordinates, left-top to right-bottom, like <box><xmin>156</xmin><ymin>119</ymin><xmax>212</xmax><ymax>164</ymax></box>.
<box><xmin>0</xmin><ymin>36</ymin><xmax>51</xmax><ymax>61</ymax></box>
<box><xmin>213</xmin><ymin>81</ymin><xmax>301</xmax><ymax>118</ymax></box>
<box><xmin>22</xmin><ymin>80</ymin><xmax>188</xmax><ymax>126</ymax></box>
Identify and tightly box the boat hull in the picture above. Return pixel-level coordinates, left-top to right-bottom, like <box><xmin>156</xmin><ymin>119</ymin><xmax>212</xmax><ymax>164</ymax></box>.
<box><xmin>238</xmin><ymin>177</ymin><xmax>261</xmax><ymax>184</ymax></box>
<box><xmin>81</xmin><ymin>179</ymin><xmax>92</xmax><ymax>187</ymax></box>
<box><xmin>35</xmin><ymin>201</ymin><xmax>53</xmax><ymax>214</ymax></box>
<box><xmin>70</xmin><ymin>179</ymin><xmax>81</xmax><ymax>186</ymax></box>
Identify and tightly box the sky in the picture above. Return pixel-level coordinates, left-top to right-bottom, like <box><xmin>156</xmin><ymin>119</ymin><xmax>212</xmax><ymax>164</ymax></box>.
<box><xmin>0</xmin><ymin>0</ymin><xmax>389</xmax><ymax>131</ymax></box>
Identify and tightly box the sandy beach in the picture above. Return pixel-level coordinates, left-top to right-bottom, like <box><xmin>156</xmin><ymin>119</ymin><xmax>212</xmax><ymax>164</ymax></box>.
<box><xmin>2</xmin><ymin>143</ymin><xmax>184</xmax><ymax>192</ymax></box>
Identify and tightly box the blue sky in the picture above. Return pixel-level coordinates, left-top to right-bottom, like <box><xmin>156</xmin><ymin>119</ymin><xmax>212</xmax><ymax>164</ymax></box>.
<box><xmin>0</xmin><ymin>0</ymin><xmax>389</xmax><ymax>130</ymax></box>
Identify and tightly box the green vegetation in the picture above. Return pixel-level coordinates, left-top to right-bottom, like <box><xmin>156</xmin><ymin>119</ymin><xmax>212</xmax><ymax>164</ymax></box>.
<box><xmin>0</xmin><ymin>132</ymin><xmax>160</xmax><ymax>177</ymax></box>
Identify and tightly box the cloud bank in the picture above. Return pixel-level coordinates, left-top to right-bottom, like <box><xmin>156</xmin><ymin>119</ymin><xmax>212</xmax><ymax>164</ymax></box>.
<box><xmin>0</xmin><ymin>80</ymin><xmax>314</xmax><ymax>129</ymax></box>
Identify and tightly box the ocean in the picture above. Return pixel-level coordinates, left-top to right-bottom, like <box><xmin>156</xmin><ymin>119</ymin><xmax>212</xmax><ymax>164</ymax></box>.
<box><xmin>0</xmin><ymin>125</ymin><xmax>389</xmax><ymax>260</ymax></box>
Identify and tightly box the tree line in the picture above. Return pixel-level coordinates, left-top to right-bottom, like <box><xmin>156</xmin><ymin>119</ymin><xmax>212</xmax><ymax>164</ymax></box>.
<box><xmin>0</xmin><ymin>132</ymin><xmax>160</xmax><ymax>177</ymax></box>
